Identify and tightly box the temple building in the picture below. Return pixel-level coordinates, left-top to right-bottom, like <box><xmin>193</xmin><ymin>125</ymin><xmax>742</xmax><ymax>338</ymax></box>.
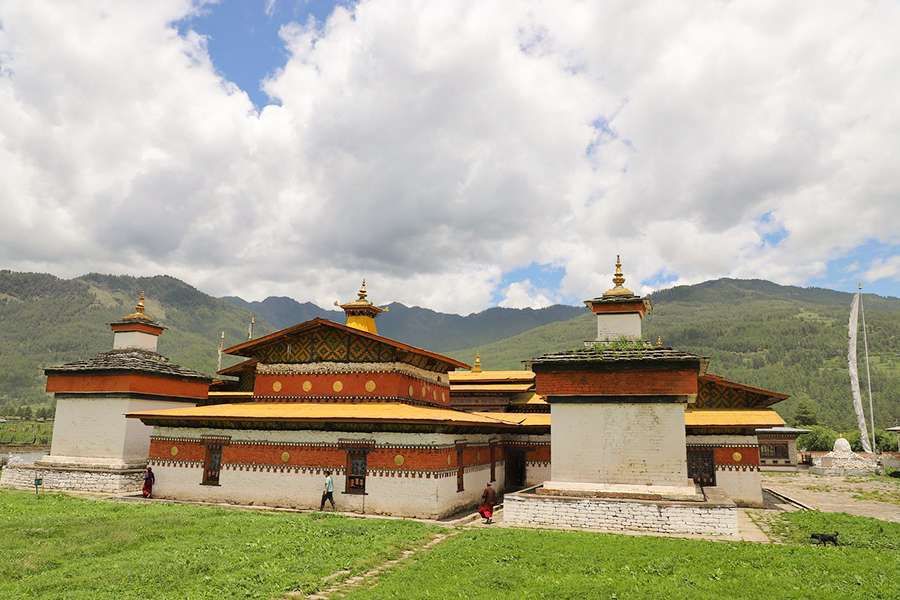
<box><xmin>0</xmin><ymin>294</ymin><xmax>211</xmax><ymax>492</ymax></box>
<box><xmin>3</xmin><ymin>259</ymin><xmax>790</xmax><ymax>534</ymax></box>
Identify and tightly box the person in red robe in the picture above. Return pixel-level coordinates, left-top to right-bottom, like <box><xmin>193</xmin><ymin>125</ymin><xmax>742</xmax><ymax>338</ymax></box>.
<box><xmin>479</xmin><ymin>482</ymin><xmax>497</xmax><ymax>524</ymax></box>
<box><xmin>142</xmin><ymin>466</ymin><xmax>155</xmax><ymax>498</ymax></box>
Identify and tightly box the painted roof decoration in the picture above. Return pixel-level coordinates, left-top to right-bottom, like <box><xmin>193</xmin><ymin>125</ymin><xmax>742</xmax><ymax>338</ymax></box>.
<box><xmin>45</xmin><ymin>348</ymin><xmax>210</xmax><ymax>380</ymax></box>
<box><xmin>222</xmin><ymin>318</ymin><xmax>469</xmax><ymax>373</ymax></box>
<box><xmin>696</xmin><ymin>374</ymin><xmax>788</xmax><ymax>409</ymax></box>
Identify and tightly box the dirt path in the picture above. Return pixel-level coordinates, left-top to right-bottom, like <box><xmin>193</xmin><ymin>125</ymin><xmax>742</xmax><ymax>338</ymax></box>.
<box><xmin>763</xmin><ymin>472</ymin><xmax>900</xmax><ymax>523</ymax></box>
<box><xmin>286</xmin><ymin>530</ymin><xmax>459</xmax><ymax>600</ymax></box>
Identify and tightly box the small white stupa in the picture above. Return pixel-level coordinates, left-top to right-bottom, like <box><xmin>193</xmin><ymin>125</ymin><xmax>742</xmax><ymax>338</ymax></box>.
<box><xmin>811</xmin><ymin>437</ymin><xmax>877</xmax><ymax>476</ymax></box>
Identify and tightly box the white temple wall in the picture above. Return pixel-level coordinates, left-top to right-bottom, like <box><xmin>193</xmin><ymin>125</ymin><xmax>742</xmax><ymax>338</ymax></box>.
<box><xmin>713</xmin><ymin>468</ymin><xmax>762</xmax><ymax>507</ymax></box>
<box><xmin>50</xmin><ymin>396</ymin><xmax>190</xmax><ymax>467</ymax></box>
<box><xmin>595</xmin><ymin>313</ymin><xmax>642</xmax><ymax>341</ymax></box>
<box><xmin>149</xmin><ymin>463</ymin><xmax>497</xmax><ymax>518</ymax></box>
<box><xmin>112</xmin><ymin>330</ymin><xmax>159</xmax><ymax>351</ymax></box>
<box><xmin>551</xmin><ymin>403</ymin><xmax>688</xmax><ymax>486</ymax></box>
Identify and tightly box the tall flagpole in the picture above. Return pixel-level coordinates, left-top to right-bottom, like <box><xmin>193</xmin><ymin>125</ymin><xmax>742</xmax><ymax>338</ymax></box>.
<box><xmin>216</xmin><ymin>331</ymin><xmax>225</xmax><ymax>372</ymax></box>
<box><xmin>859</xmin><ymin>284</ymin><xmax>877</xmax><ymax>453</ymax></box>
<box><xmin>848</xmin><ymin>288</ymin><xmax>872</xmax><ymax>452</ymax></box>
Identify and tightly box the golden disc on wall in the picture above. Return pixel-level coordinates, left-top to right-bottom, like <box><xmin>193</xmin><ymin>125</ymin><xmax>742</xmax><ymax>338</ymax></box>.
<box><xmin>281</xmin><ymin>451</ymin><xmax>290</xmax><ymax>463</ymax></box>
<box><xmin>302</xmin><ymin>380</ymin><xmax>312</xmax><ymax>392</ymax></box>
<box><xmin>408</xmin><ymin>384</ymin><xmax>414</xmax><ymax>396</ymax></box>
<box><xmin>394</xmin><ymin>454</ymin><xmax>405</xmax><ymax>466</ymax></box>
<box><xmin>441</xmin><ymin>391</ymin><xmax>445</xmax><ymax>402</ymax></box>
<box><xmin>332</xmin><ymin>380</ymin><xmax>344</xmax><ymax>392</ymax></box>
<box><xmin>272</xmin><ymin>380</ymin><xmax>282</xmax><ymax>392</ymax></box>
<box><xmin>732</xmin><ymin>451</ymin><xmax>743</xmax><ymax>463</ymax></box>
<box><xmin>170</xmin><ymin>446</ymin><xmax>178</xmax><ymax>457</ymax></box>
<box><xmin>421</xmin><ymin>386</ymin><xmax>427</xmax><ymax>398</ymax></box>
<box><xmin>365</xmin><ymin>380</ymin><xmax>377</xmax><ymax>392</ymax></box>
<box><xmin>447</xmin><ymin>454</ymin><xmax>452</xmax><ymax>465</ymax></box>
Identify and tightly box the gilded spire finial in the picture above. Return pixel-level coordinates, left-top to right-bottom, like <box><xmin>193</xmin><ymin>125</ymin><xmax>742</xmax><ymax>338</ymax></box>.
<box><xmin>358</xmin><ymin>279</ymin><xmax>368</xmax><ymax>302</ymax></box>
<box><xmin>656</xmin><ymin>335</ymin><xmax>663</xmax><ymax>347</ymax></box>
<box><xmin>473</xmin><ymin>352</ymin><xmax>482</xmax><ymax>373</ymax></box>
<box><xmin>122</xmin><ymin>290</ymin><xmax>152</xmax><ymax>321</ymax></box>
<box><xmin>602</xmin><ymin>255</ymin><xmax>634</xmax><ymax>297</ymax></box>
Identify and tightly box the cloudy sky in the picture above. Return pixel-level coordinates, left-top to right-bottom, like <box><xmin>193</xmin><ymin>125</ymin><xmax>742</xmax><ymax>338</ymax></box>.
<box><xmin>1</xmin><ymin>1</ymin><xmax>899</xmax><ymax>313</ymax></box>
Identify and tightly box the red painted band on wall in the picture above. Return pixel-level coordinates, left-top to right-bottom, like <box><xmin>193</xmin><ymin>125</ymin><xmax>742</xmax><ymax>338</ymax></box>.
<box><xmin>46</xmin><ymin>372</ymin><xmax>209</xmax><ymax>399</ymax></box>
<box><xmin>535</xmin><ymin>368</ymin><xmax>698</xmax><ymax>396</ymax></box>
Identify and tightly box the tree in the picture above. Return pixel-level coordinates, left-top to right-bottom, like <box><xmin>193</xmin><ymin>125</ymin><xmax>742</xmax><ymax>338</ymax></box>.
<box><xmin>794</xmin><ymin>397</ymin><xmax>818</xmax><ymax>426</ymax></box>
<box><xmin>798</xmin><ymin>425</ymin><xmax>838</xmax><ymax>451</ymax></box>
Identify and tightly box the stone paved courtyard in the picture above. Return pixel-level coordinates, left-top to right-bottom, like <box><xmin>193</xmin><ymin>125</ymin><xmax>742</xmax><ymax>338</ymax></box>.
<box><xmin>762</xmin><ymin>471</ymin><xmax>900</xmax><ymax>523</ymax></box>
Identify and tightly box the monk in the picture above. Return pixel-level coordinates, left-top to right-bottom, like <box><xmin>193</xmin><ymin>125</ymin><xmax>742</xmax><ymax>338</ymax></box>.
<box><xmin>479</xmin><ymin>482</ymin><xmax>497</xmax><ymax>524</ymax></box>
<box><xmin>142</xmin><ymin>466</ymin><xmax>155</xmax><ymax>498</ymax></box>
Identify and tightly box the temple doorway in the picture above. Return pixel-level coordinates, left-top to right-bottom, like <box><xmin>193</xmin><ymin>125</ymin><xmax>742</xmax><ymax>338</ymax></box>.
<box><xmin>505</xmin><ymin>448</ymin><xmax>527</xmax><ymax>491</ymax></box>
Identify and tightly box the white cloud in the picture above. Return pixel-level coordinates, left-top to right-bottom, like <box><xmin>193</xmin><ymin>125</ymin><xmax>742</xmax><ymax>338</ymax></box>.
<box><xmin>865</xmin><ymin>256</ymin><xmax>900</xmax><ymax>283</ymax></box>
<box><xmin>498</xmin><ymin>280</ymin><xmax>556</xmax><ymax>309</ymax></box>
<box><xmin>1</xmin><ymin>1</ymin><xmax>899</xmax><ymax>313</ymax></box>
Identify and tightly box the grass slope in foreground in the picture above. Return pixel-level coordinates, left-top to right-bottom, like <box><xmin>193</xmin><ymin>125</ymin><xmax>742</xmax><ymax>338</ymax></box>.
<box><xmin>0</xmin><ymin>490</ymin><xmax>439</xmax><ymax>600</ymax></box>
<box><xmin>347</xmin><ymin>520</ymin><xmax>900</xmax><ymax>600</ymax></box>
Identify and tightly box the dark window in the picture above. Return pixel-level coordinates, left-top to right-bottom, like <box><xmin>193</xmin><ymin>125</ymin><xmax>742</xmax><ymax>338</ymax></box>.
<box><xmin>456</xmin><ymin>445</ymin><xmax>465</xmax><ymax>492</ymax></box>
<box><xmin>346</xmin><ymin>449</ymin><xmax>368</xmax><ymax>494</ymax></box>
<box><xmin>760</xmin><ymin>443</ymin><xmax>789</xmax><ymax>459</ymax></box>
<box><xmin>202</xmin><ymin>443</ymin><xmax>223</xmax><ymax>486</ymax></box>
<box><xmin>489</xmin><ymin>442</ymin><xmax>497</xmax><ymax>482</ymax></box>
<box><xmin>686</xmin><ymin>446</ymin><xmax>715</xmax><ymax>487</ymax></box>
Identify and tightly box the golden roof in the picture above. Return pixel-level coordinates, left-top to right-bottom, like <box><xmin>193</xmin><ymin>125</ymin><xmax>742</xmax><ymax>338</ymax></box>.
<box><xmin>684</xmin><ymin>409</ymin><xmax>785</xmax><ymax>428</ymax></box>
<box><xmin>602</xmin><ymin>255</ymin><xmax>635</xmax><ymax>297</ymax></box>
<box><xmin>128</xmin><ymin>402</ymin><xmax>516</xmax><ymax>426</ymax></box>
<box><xmin>450</xmin><ymin>383</ymin><xmax>535</xmax><ymax>393</ymax></box>
<box><xmin>466</xmin><ymin>409</ymin><xmax>784</xmax><ymax>429</ymax></box>
<box><xmin>509</xmin><ymin>392</ymin><xmax>547</xmax><ymax>405</ymax></box>
<box><xmin>474</xmin><ymin>412</ymin><xmax>551</xmax><ymax>427</ymax></box>
<box><xmin>448</xmin><ymin>370</ymin><xmax>535</xmax><ymax>383</ymax></box>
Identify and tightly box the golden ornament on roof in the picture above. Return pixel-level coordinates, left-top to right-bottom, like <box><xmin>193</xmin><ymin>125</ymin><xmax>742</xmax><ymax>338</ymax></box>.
<box><xmin>602</xmin><ymin>255</ymin><xmax>635</xmax><ymax>297</ymax></box>
<box><xmin>123</xmin><ymin>291</ymin><xmax>152</xmax><ymax>321</ymax></box>
<box><xmin>472</xmin><ymin>352</ymin><xmax>482</xmax><ymax>373</ymax></box>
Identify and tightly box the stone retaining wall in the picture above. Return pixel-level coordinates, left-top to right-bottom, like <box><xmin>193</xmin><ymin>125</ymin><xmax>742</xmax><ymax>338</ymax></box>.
<box><xmin>0</xmin><ymin>464</ymin><xmax>143</xmax><ymax>494</ymax></box>
<box><xmin>504</xmin><ymin>489</ymin><xmax>738</xmax><ymax>537</ymax></box>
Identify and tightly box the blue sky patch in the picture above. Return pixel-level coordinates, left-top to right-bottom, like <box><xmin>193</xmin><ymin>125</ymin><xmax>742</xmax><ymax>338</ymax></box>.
<box><xmin>177</xmin><ymin>0</ymin><xmax>345</xmax><ymax>108</ymax></box>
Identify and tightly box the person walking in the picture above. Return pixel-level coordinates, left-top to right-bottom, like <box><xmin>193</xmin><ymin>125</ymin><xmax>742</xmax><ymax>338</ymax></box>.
<box><xmin>320</xmin><ymin>470</ymin><xmax>336</xmax><ymax>511</ymax></box>
<box><xmin>479</xmin><ymin>481</ymin><xmax>497</xmax><ymax>524</ymax></box>
<box><xmin>142</xmin><ymin>466</ymin><xmax>155</xmax><ymax>498</ymax></box>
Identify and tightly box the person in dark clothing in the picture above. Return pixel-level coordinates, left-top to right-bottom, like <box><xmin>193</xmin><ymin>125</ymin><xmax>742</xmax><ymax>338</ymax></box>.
<box><xmin>142</xmin><ymin>466</ymin><xmax>155</xmax><ymax>498</ymax></box>
<box><xmin>479</xmin><ymin>482</ymin><xmax>498</xmax><ymax>524</ymax></box>
<box><xmin>320</xmin><ymin>470</ymin><xmax>336</xmax><ymax>511</ymax></box>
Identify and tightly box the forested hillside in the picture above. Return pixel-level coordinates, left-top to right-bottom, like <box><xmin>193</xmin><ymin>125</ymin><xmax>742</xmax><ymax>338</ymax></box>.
<box><xmin>449</xmin><ymin>279</ymin><xmax>900</xmax><ymax>430</ymax></box>
<box><xmin>0</xmin><ymin>271</ymin><xmax>271</xmax><ymax>409</ymax></box>
<box><xmin>0</xmin><ymin>271</ymin><xmax>580</xmax><ymax>409</ymax></box>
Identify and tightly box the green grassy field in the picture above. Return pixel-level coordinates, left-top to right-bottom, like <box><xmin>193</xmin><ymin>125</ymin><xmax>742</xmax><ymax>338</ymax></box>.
<box><xmin>0</xmin><ymin>420</ymin><xmax>52</xmax><ymax>446</ymax></box>
<box><xmin>0</xmin><ymin>490</ymin><xmax>439</xmax><ymax>599</ymax></box>
<box><xmin>346</xmin><ymin>519</ymin><xmax>900</xmax><ymax>600</ymax></box>
<box><xmin>3</xmin><ymin>489</ymin><xmax>899</xmax><ymax>599</ymax></box>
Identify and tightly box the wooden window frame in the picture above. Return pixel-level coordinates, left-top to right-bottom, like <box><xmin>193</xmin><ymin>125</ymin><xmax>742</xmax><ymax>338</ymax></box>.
<box><xmin>489</xmin><ymin>441</ymin><xmax>497</xmax><ymax>483</ymax></box>
<box><xmin>760</xmin><ymin>442</ymin><xmax>789</xmax><ymax>460</ymax></box>
<box><xmin>456</xmin><ymin>443</ymin><xmax>466</xmax><ymax>492</ymax></box>
<box><xmin>344</xmin><ymin>448</ymin><xmax>369</xmax><ymax>495</ymax></box>
<box><xmin>201</xmin><ymin>440</ymin><xmax>227</xmax><ymax>486</ymax></box>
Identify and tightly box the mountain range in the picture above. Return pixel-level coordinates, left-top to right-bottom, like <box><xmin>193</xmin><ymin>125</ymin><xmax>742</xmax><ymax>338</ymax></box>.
<box><xmin>1</xmin><ymin>270</ymin><xmax>898</xmax><ymax>430</ymax></box>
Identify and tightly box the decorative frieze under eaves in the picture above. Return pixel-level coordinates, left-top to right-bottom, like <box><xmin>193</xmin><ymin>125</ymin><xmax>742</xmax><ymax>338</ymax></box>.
<box><xmin>257</xmin><ymin>362</ymin><xmax>449</xmax><ymax>386</ymax></box>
